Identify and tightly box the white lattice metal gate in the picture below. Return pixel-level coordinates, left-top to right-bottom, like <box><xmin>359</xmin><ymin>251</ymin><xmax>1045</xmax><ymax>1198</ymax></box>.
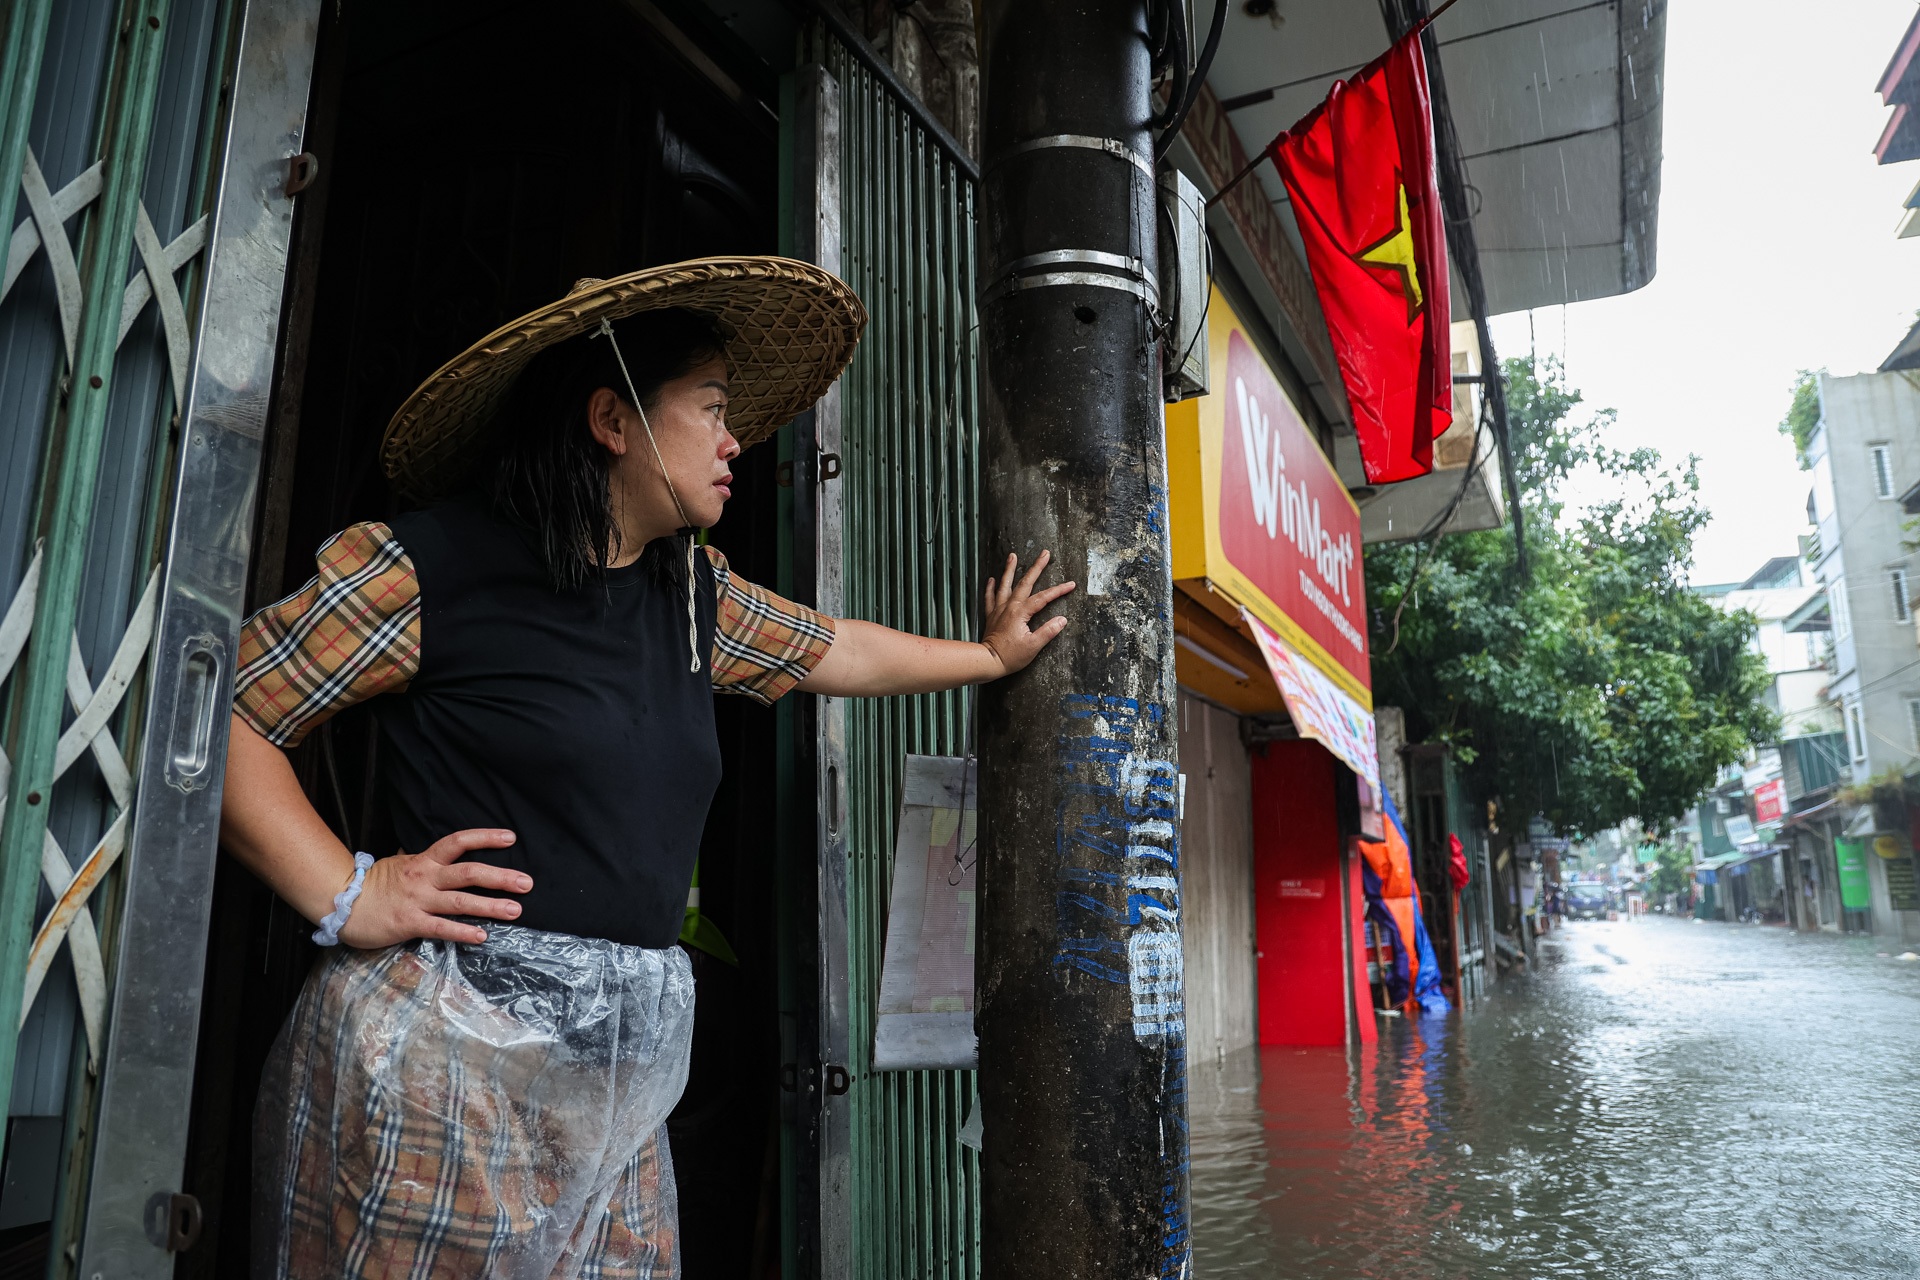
<box><xmin>0</xmin><ymin>0</ymin><xmax>319</xmax><ymax>1272</ymax></box>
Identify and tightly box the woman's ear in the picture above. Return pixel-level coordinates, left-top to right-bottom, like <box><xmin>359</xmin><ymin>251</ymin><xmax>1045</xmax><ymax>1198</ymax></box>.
<box><xmin>586</xmin><ymin>386</ymin><xmax>629</xmax><ymax>456</ymax></box>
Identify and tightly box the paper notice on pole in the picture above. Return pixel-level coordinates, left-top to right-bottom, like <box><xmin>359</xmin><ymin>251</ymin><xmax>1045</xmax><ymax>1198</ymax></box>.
<box><xmin>874</xmin><ymin>755</ymin><xmax>979</xmax><ymax>1072</ymax></box>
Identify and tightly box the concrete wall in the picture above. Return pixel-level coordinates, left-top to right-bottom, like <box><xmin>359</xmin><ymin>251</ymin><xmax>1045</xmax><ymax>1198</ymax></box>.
<box><xmin>1177</xmin><ymin>691</ymin><xmax>1258</xmax><ymax>1066</ymax></box>
<box><xmin>1862</xmin><ymin>848</ymin><xmax>1920</xmax><ymax>945</ymax></box>
<box><xmin>1812</xmin><ymin>372</ymin><xmax>1920</xmax><ymax>783</ymax></box>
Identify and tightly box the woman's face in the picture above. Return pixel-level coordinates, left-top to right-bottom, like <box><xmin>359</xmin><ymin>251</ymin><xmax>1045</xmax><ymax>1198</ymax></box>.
<box><xmin>592</xmin><ymin>354</ymin><xmax>740</xmax><ymax>536</ymax></box>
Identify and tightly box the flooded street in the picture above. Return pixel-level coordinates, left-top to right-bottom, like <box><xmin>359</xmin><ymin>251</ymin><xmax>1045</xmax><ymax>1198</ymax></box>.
<box><xmin>1190</xmin><ymin>916</ymin><xmax>1920</xmax><ymax>1278</ymax></box>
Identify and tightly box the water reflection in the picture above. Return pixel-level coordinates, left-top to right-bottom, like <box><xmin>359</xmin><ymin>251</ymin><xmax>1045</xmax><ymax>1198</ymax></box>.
<box><xmin>1191</xmin><ymin>916</ymin><xmax>1920</xmax><ymax>1278</ymax></box>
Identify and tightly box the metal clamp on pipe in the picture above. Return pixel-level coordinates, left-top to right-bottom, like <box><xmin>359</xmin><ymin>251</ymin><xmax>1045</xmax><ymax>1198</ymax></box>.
<box><xmin>980</xmin><ymin>247</ymin><xmax>1161</xmax><ymax>309</ymax></box>
<box><xmin>988</xmin><ymin>133</ymin><xmax>1154</xmax><ymax>183</ymax></box>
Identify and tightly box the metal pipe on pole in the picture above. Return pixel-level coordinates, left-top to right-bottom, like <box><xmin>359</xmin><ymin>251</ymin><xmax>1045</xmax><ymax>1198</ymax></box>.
<box><xmin>976</xmin><ymin>2</ymin><xmax>1191</xmax><ymax>1275</ymax></box>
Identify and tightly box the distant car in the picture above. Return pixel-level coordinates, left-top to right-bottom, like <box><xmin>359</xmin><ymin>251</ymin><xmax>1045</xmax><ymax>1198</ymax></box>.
<box><xmin>1566</xmin><ymin>887</ymin><xmax>1609</xmax><ymax>921</ymax></box>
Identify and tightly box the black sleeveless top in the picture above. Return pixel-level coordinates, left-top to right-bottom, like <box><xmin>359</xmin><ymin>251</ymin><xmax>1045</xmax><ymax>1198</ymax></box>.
<box><xmin>376</xmin><ymin>502</ymin><xmax>721</xmax><ymax>948</ymax></box>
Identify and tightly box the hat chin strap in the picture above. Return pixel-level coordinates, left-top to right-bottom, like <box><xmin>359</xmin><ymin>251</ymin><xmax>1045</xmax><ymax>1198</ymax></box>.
<box><xmin>595</xmin><ymin>318</ymin><xmax>702</xmax><ymax>673</ymax></box>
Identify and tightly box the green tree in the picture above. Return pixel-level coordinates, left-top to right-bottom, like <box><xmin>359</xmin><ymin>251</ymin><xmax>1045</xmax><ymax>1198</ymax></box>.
<box><xmin>1367</xmin><ymin>356</ymin><xmax>1775</xmax><ymax>838</ymax></box>
<box><xmin>1779</xmin><ymin>369</ymin><xmax>1823</xmax><ymax>469</ymax></box>
<box><xmin>1647</xmin><ymin>843</ymin><xmax>1693</xmax><ymax>898</ymax></box>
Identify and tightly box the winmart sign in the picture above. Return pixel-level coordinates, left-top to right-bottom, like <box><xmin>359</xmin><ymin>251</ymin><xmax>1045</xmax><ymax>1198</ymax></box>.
<box><xmin>1166</xmin><ymin>289</ymin><xmax>1371</xmax><ymax>704</ymax></box>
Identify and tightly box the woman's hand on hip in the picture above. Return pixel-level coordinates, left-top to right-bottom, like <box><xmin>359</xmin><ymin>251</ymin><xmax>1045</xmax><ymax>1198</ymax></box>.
<box><xmin>339</xmin><ymin>828</ymin><xmax>532</xmax><ymax>949</ymax></box>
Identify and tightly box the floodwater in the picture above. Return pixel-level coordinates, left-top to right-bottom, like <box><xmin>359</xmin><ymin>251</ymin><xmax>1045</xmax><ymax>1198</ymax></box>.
<box><xmin>1189</xmin><ymin>916</ymin><xmax>1920</xmax><ymax>1278</ymax></box>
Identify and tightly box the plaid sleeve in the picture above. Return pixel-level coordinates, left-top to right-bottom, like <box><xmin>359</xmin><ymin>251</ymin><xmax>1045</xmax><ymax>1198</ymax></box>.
<box><xmin>233</xmin><ymin>522</ymin><xmax>421</xmax><ymax>747</ymax></box>
<box><xmin>705</xmin><ymin>545</ymin><xmax>835</xmax><ymax>704</ymax></box>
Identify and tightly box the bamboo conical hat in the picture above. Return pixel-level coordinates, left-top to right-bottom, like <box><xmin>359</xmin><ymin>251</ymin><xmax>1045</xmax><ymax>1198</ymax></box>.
<box><xmin>381</xmin><ymin>256</ymin><xmax>866</xmax><ymax>500</ymax></box>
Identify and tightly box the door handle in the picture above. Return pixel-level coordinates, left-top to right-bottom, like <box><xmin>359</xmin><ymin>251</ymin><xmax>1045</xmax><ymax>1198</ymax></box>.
<box><xmin>165</xmin><ymin>635</ymin><xmax>224</xmax><ymax>792</ymax></box>
<box><xmin>144</xmin><ymin>1191</ymin><xmax>202</xmax><ymax>1252</ymax></box>
<box><xmin>284</xmin><ymin>151</ymin><xmax>320</xmax><ymax>196</ymax></box>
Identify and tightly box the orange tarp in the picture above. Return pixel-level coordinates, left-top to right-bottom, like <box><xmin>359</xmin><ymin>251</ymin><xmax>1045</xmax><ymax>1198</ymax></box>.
<box><xmin>1357</xmin><ymin>814</ymin><xmax>1424</xmax><ymax>1000</ymax></box>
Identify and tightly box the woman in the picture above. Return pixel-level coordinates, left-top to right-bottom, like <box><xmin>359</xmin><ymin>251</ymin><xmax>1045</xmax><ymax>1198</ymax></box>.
<box><xmin>220</xmin><ymin>258</ymin><xmax>1071</xmax><ymax>1278</ymax></box>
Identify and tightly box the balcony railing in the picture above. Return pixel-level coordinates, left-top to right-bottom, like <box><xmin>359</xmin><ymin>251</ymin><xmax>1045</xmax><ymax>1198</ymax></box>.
<box><xmin>1782</xmin><ymin>732</ymin><xmax>1849</xmax><ymax>801</ymax></box>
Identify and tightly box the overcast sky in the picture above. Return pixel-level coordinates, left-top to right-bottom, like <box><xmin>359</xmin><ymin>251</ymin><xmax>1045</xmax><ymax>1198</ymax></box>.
<box><xmin>1485</xmin><ymin>0</ymin><xmax>1920</xmax><ymax>586</ymax></box>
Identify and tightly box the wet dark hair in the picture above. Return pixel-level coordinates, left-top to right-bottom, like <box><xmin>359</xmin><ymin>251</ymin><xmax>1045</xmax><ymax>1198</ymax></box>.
<box><xmin>489</xmin><ymin>307</ymin><xmax>730</xmax><ymax>592</ymax></box>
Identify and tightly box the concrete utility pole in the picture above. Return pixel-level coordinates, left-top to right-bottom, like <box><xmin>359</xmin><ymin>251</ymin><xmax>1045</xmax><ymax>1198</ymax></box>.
<box><xmin>976</xmin><ymin>2</ymin><xmax>1191</xmax><ymax>1276</ymax></box>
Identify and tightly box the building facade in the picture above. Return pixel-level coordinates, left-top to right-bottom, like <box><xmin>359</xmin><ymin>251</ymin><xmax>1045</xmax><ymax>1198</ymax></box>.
<box><xmin>1784</xmin><ymin>369</ymin><xmax>1920</xmax><ymax>941</ymax></box>
<box><xmin>1688</xmin><ymin>558</ymin><xmax>1839</xmax><ymax>925</ymax></box>
<box><xmin>1809</xmin><ymin>372</ymin><xmax>1920</xmax><ymax>784</ymax></box>
<box><xmin>0</xmin><ymin>0</ymin><xmax>1668</xmax><ymax>1274</ymax></box>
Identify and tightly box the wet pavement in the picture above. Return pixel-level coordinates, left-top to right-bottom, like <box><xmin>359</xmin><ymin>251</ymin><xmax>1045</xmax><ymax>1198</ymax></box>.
<box><xmin>1189</xmin><ymin>915</ymin><xmax>1920</xmax><ymax>1278</ymax></box>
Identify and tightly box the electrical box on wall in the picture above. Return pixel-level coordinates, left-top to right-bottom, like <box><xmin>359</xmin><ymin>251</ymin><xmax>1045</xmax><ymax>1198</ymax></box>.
<box><xmin>1158</xmin><ymin>166</ymin><xmax>1209</xmax><ymax>403</ymax></box>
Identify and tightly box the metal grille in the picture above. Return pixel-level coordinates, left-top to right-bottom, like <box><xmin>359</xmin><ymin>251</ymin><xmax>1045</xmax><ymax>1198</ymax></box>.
<box><xmin>818</xmin><ymin>37</ymin><xmax>984</xmax><ymax>1280</ymax></box>
<box><xmin>0</xmin><ymin>0</ymin><xmax>230</xmax><ymax>1140</ymax></box>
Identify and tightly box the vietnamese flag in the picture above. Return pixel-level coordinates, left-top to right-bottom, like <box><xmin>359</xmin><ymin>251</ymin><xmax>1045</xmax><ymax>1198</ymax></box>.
<box><xmin>1269</xmin><ymin>33</ymin><xmax>1451</xmax><ymax>484</ymax></box>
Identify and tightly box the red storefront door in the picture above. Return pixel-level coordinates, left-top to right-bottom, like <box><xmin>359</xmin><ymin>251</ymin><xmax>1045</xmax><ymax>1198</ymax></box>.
<box><xmin>1252</xmin><ymin>741</ymin><xmax>1368</xmax><ymax>1046</ymax></box>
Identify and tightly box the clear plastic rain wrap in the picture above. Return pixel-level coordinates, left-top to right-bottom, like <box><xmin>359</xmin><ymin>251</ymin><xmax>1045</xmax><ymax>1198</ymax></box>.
<box><xmin>254</xmin><ymin>924</ymin><xmax>696</xmax><ymax>1279</ymax></box>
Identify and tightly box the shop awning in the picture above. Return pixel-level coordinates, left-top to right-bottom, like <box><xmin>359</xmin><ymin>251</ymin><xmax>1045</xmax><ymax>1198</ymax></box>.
<box><xmin>1697</xmin><ymin>848</ymin><xmax>1782</xmax><ymax>875</ymax></box>
<box><xmin>1241</xmin><ymin>607</ymin><xmax>1379</xmax><ymax>798</ymax></box>
<box><xmin>1784</xmin><ymin>797</ymin><xmax>1838</xmax><ymax>828</ymax></box>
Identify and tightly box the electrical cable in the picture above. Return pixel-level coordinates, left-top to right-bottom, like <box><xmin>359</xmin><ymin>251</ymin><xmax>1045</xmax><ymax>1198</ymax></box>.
<box><xmin>1156</xmin><ymin>0</ymin><xmax>1228</xmax><ymax>157</ymax></box>
<box><xmin>1148</xmin><ymin>0</ymin><xmax>1189</xmax><ymax>130</ymax></box>
<box><xmin>1379</xmin><ymin>0</ymin><xmax>1527</xmax><ymax>581</ymax></box>
<box><xmin>1147</xmin><ymin>0</ymin><xmax>1174</xmax><ymax>73</ymax></box>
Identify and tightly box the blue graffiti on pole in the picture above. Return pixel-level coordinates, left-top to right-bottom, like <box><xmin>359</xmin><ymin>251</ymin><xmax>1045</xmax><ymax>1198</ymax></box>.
<box><xmin>1054</xmin><ymin>692</ymin><xmax>1193</xmax><ymax>1276</ymax></box>
<box><xmin>1053</xmin><ymin>694</ymin><xmax>1185</xmax><ymax>1040</ymax></box>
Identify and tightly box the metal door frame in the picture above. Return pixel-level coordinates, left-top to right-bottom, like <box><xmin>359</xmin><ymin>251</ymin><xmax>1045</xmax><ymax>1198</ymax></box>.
<box><xmin>788</xmin><ymin>59</ymin><xmax>853</xmax><ymax>1279</ymax></box>
<box><xmin>791</xmin><ymin>24</ymin><xmax>985</xmax><ymax>1277</ymax></box>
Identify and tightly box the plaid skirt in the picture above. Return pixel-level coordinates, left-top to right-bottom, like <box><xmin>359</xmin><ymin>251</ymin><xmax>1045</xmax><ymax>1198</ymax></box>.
<box><xmin>254</xmin><ymin>925</ymin><xmax>696</xmax><ymax>1279</ymax></box>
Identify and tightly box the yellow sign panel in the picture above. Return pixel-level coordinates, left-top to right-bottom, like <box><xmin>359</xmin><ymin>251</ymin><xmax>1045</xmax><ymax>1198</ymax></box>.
<box><xmin>1166</xmin><ymin>287</ymin><xmax>1372</xmax><ymax>709</ymax></box>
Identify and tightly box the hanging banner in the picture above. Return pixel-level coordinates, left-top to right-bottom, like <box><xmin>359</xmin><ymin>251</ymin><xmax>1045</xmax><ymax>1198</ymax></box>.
<box><xmin>1836</xmin><ymin>838</ymin><xmax>1873</xmax><ymax>911</ymax></box>
<box><xmin>874</xmin><ymin>755</ymin><xmax>979</xmax><ymax>1071</ymax></box>
<box><xmin>1241</xmin><ymin>607</ymin><xmax>1379</xmax><ymax>798</ymax></box>
<box><xmin>1751</xmin><ymin>779</ymin><xmax>1784</xmax><ymax>825</ymax></box>
<box><xmin>1267</xmin><ymin>31</ymin><xmax>1451</xmax><ymax>483</ymax></box>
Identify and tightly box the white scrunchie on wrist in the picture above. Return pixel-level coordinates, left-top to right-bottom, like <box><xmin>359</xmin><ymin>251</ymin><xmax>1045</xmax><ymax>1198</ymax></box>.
<box><xmin>312</xmin><ymin>852</ymin><xmax>376</xmax><ymax>947</ymax></box>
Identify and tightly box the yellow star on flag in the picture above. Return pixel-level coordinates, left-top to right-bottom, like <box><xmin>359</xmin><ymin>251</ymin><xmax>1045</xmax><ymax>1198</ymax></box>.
<box><xmin>1355</xmin><ymin>183</ymin><xmax>1424</xmax><ymax>321</ymax></box>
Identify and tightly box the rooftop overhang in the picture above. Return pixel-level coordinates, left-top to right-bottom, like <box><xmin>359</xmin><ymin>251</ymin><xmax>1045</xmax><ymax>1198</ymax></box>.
<box><xmin>1784</xmin><ymin>590</ymin><xmax>1831</xmax><ymax>635</ymax></box>
<box><xmin>1878</xmin><ymin>9</ymin><xmax>1920</xmax><ymax>164</ymax></box>
<box><xmin>1202</xmin><ymin>0</ymin><xmax>1669</xmax><ymax>320</ymax></box>
<box><xmin>1883</xmin><ymin>314</ymin><xmax>1920</xmax><ymax>373</ymax></box>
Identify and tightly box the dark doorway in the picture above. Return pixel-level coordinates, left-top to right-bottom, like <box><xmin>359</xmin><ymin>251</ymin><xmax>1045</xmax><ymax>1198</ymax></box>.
<box><xmin>180</xmin><ymin>3</ymin><xmax>787</xmax><ymax>1275</ymax></box>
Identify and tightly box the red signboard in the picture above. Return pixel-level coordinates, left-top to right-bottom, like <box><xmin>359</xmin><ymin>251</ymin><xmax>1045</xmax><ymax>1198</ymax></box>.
<box><xmin>1752</xmin><ymin>778</ymin><xmax>1784</xmax><ymax>825</ymax></box>
<box><xmin>1217</xmin><ymin>329</ymin><xmax>1369</xmax><ymax>691</ymax></box>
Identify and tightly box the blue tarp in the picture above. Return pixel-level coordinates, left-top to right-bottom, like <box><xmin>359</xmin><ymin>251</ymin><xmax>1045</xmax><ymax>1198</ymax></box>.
<box><xmin>1383</xmin><ymin>791</ymin><xmax>1452</xmax><ymax>1017</ymax></box>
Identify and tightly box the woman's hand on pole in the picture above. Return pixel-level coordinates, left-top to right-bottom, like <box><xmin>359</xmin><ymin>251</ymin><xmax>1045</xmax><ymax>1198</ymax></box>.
<box><xmin>340</xmin><ymin>829</ymin><xmax>532</xmax><ymax>949</ymax></box>
<box><xmin>796</xmin><ymin>551</ymin><xmax>1073</xmax><ymax>697</ymax></box>
<box><xmin>980</xmin><ymin>550</ymin><xmax>1074</xmax><ymax>677</ymax></box>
